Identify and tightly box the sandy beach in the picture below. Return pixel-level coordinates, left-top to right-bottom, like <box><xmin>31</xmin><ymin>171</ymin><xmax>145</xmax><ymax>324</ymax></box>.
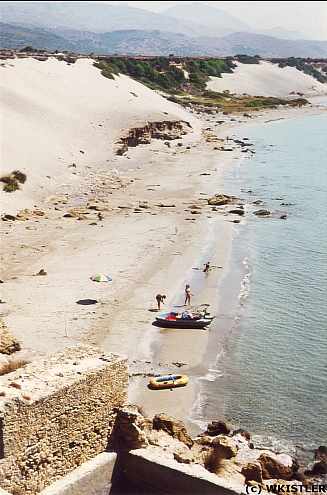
<box><xmin>1</xmin><ymin>57</ymin><xmax>326</xmax><ymax>434</ymax></box>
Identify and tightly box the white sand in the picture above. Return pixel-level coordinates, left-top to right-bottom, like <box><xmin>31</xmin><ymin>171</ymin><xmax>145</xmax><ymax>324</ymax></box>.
<box><xmin>1</xmin><ymin>57</ymin><xmax>325</xmax><ymax>430</ymax></box>
<box><xmin>207</xmin><ymin>61</ymin><xmax>327</xmax><ymax>98</ymax></box>
<box><xmin>0</xmin><ymin>57</ymin><xmax>197</xmax><ymax>214</ymax></box>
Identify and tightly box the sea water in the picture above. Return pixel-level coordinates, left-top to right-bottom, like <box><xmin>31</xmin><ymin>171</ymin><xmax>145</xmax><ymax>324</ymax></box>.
<box><xmin>196</xmin><ymin>111</ymin><xmax>327</xmax><ymax>461</ymax></box>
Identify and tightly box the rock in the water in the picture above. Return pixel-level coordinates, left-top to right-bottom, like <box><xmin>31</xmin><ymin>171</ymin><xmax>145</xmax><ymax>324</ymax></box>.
<box><xmin>242</xmin><ymin>462</ymin><xmax>263</xmax><ymax>483</ymax></box>
<box><xmin>153</xmin><ymin>413</ymin><xmax>193</xmax><ymax>448</ymax></box>
<box><xmin>254</xmin><ymin>209</ymin><xmax>271</xmax><ymax>217</ymax></box>
<box><xmin>258</xmin><ymin>453</ymin><xmax>298</xmax><ymax>480</ymax></box>
<box><xmin>204</xmin><ymin>420</ymin><xmax>231</xmax><ymax>436</ymax></box>
<box><xmin>280</xmin><ymin>214</ymin><xmax>288</xmax><ymax>219</ymax></box>
<box><xmin>229</xmin><ymin>209</ymin><xmax>245</xmax><ymax>216</ymax></box>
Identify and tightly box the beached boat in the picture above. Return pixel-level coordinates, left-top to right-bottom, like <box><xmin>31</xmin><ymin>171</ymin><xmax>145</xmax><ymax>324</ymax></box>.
<box><xmin>154</xmin><ymin>311</ymin><xmax>214</xmax><ymax>329</ymax></box>
<box><xmin>148</xmin><ymin>374</ymin><xmax>189</xmax><ymax>390</ymax></box>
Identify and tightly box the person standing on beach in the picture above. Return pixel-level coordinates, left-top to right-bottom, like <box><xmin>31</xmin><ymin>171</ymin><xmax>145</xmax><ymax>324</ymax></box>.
<box><xmin>156</xmin><ymin>294</ymin><xmax>166</xmax><ymax>310</ymax></box>
<box><xmin>184</xmin><ymin>284</ymin><xmax>192</xmax><ymax>305</ymax></box>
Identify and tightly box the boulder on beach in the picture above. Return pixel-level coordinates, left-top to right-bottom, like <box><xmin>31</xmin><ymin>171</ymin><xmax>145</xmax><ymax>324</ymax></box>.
<box><xmin>110</xmin><ymin>405</ymin><xmax>150</xmax><ymax>450</ymax></box>
<box><xmin>153</xmin><ymin>413</ymin><xmax>193</xmax><ymax>448</ymax></box>
<box><xmin>208</xmin><ymin>194</ymin><xmax>237</xmax><ymax>206</ymax></box>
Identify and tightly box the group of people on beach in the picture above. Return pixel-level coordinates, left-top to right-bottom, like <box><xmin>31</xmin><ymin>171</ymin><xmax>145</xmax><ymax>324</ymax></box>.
<box><xmin>155</xmin><ymin>261</ymin><xmax>211</xmax><ymax>310</ymax></box>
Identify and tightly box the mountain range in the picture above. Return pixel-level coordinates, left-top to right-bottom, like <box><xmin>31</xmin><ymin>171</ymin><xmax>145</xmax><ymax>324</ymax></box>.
<box><xmin>1</xmin><ymin>2</ymin><xmax>327</xmax><ymax>57</ymax></box>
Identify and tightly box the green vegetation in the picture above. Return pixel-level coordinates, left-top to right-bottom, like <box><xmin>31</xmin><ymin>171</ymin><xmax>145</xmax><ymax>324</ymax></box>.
<box><xmin>234</xmin><ymin>54</ymin><xmax>261</xmax><ymax>64</ymax></box>
<box><xmin>12</xmin><ymin>170</ymin><xmax>27</xmax><ymax>184</ymax></box>
<box><xmin>94</xmin><ymin>56</ymin><xmax>236</xmax><ymax>93</ymax></box>
<box><xmin>168</xmin><ymin>93</ymin><xmax>307</xmax><ymax>113</ymax></box>
<box><xmin>272</xmin><ymin>57</ymin><xmax>327</xmax><ymax>84</ymax></box>
<box><xmin>0</xmin><ymin>170</ymin><xmax>27</xmax><ymax>193</ymax></box>
<box><xmin>94</xmin><ymin>56</ymin><xmax>309</xmax><ymax>113</ymax></box>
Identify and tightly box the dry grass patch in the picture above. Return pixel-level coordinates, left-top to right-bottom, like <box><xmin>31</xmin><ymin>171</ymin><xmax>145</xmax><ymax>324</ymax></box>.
<box><xmin>0</xmin><ymin>359</ymin><xmax>29</xmax><ymax>376</ymax></box>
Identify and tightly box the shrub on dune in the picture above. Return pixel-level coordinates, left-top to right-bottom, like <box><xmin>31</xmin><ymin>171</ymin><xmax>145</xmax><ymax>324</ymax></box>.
<box><xmin>0</xmin><ymin>169</ymin><xmax>27</xmax><ymax>192</ymax></box>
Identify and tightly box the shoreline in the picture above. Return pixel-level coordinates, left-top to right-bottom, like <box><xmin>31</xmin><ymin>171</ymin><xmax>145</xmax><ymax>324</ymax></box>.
<box><xmin>1</xmin><ymin>100</ymin><xmax>326</xmax><ymax>433</ymax></box>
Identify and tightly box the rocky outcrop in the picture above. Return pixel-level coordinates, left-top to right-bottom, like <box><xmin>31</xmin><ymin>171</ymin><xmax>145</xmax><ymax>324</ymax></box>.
<box><xmin>305</xmin><ymin>447</ymin><xmax>327</xmax><ymax>476</ymax></box>
<box><xmin>211</xmin><ymin>435</ymin><xmax>238</xmax><ymax>460</ymax></box>
<box><xmin>116</xmin><ymin>120</ymin><xmax>191</xmax><ymax>155</ymax></box>
<box><xmin>242</xmin><ymin>461</ymin><xmax>263</xmax><ymax>482</ymax></box>
<box><xmin>258</xmin><ymin>453</ymin><xmax>298</xmax><ymax>480</ymax></box>
<box><xmin>111</xmin><ymin>405</ymin><xmax>151</xmax><ymax>450</ymax></box>
<box><xmin>0</xmin><ymin>320</ymin><xmax>21</xmax><ymax>355</ymax></box>
<box><xmin>111</xmin><ymin>408</ymin><xmax>327</xmax><ymax>491</ymax></box>
<box><xmin>204</xmin><ymin>436</ymin><xmax>238</xmax><ymax>474</ymax></box>
<box><xmin>152</xmin><ymin>413</ymin><xmax>193</xmax><ymax>448</ymax></box>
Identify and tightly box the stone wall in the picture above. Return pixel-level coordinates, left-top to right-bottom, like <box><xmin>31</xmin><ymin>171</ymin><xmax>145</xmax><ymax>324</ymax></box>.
<box><xmin>118</xmin><ymin>450</ymin><xmax>244</xmax><ymax>495</ymax></box>
<box><xmin>0</xmin><ymin>346</ymin><xmax>128</xmax><ymax>494</ymax></box>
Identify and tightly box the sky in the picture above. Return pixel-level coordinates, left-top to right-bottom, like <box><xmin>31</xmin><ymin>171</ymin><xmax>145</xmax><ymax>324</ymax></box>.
<box><xmin>97</xmin><ymin>1</ymin><xmax>327</xmax><ymax>40</ymax></box>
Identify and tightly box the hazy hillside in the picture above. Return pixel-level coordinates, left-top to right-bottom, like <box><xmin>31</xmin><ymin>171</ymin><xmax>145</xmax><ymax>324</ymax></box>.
<box><xmin>1</xmin><ymin>2</ymin><xmax>327</xmax><ymax>57</ymax></box>
<box><xmin>164</xmin><ymin>2</ymin><xmax>250</xmax><ymax>36</ymax></box>
<box><xmin>0</xmin><ymin>1</ymin><xmax>204</xmax><ymax>36</ymax></box>
<box><xmin>0</xmin><ymin>22</ymin><xmax>77</xmax><ymax>51</ymax></box>
<box><xmin>221</xmin><ymin>32</ymin><xmax>327</xmax><ymax>58</ymax></box>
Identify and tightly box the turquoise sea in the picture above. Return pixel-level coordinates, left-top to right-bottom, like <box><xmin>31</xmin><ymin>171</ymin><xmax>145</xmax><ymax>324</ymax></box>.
<box><xmin>195</xmin><ymin>109</ymin><xmax>327</xmax><ymax>462</ymax></box>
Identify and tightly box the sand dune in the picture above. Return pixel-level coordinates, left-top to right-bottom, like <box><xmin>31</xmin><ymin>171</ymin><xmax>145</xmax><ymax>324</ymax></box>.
<box><xmin>207</xmin><ymin>61</ymin><xmax>327</xmax><ymax>98</ymax></box>
<box><xmin>0</xmin><ymin>57</ymin><xmax>197</xmax><ymax>213</ymax></box>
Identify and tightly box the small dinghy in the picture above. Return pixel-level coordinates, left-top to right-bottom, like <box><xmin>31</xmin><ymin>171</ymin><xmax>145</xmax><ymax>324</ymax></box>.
<box><xmin>148</xmin><ymin>374</ymin><xmax>189</xmax><ymax>390</ymax></box>
<box><xmin>154</xmin><ymin>310</ymin><xmax>214</xmax><ymax>329</ymax></box>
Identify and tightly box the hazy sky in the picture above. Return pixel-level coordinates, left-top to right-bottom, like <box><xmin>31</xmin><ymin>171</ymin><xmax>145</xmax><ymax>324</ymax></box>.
<box><xmin>98</xmin><ymin>1</ymin><xmax>327</xmax><ymax>40</ymax></box>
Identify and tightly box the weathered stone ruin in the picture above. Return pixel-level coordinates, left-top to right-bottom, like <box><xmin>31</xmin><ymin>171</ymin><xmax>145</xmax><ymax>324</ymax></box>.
<box><xmin>0</xmin><ymin>348</ymin><xmax>324</xmax><ymax>494</ymax></box>
<box><xmin>0</xmin><ymin>346</ymin><xmax>128</xmax><ymax>494</ymax></box>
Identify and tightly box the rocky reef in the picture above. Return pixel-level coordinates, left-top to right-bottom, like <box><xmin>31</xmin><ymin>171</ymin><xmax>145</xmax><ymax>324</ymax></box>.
<box><xmin>116</xmin><ymin>120</ymin><xmax>191</xmax><ymax>155</ymax></box>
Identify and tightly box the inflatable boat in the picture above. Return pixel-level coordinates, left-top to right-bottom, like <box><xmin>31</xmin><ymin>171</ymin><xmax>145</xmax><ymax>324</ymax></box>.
<box><xmin>148</xmin><ymin>374</ymin><xmax>189</xmax><ymax>390</ymax></box>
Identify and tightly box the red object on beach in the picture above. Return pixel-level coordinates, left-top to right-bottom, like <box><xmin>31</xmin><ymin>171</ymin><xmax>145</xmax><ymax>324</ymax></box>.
<box><xmin>166</xmin><ymin>313</ymin><xmax>176</xmax><ymax>321</ymax></box>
